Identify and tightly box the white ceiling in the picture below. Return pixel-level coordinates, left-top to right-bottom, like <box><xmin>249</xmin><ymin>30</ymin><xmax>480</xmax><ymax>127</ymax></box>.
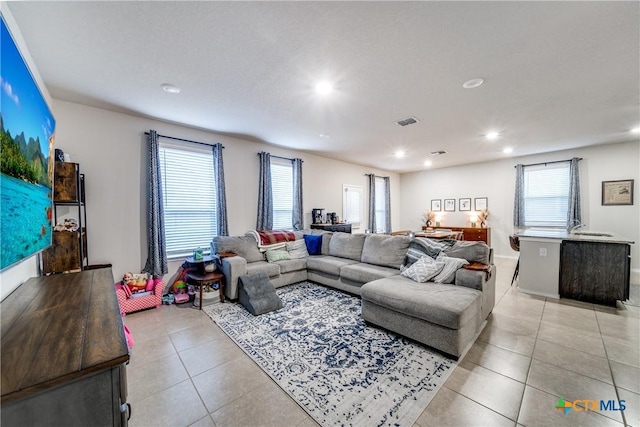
<box><xmin>6</xmin><ymin>1</ymin><xmax>640</xmax><ymax>173</ymax></box>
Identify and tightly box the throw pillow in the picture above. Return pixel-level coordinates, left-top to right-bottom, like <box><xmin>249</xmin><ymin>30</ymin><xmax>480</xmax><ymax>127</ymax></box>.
<box><xmin>265</xmin><ymin>249</ymin><xmax>292</xmax><ymax>263</ymax></box>
<box><xmin>432</xmin><ymin>254</ymin><xmax>469</xmax><ymax>284</ymax></box>
<box><xmin>303</xmin><ymin>234</ymin><xmax>323</xmax><ymax>255</ymax></box>
<box><xmin>286</xmin><ymin>239</ymin><xmax>309</xmax><ymax>259</ymax></box>
<box><xmin>400</xmin><ymin>255</ymin><xmax>445</xmax><ymax>283</ymax></box>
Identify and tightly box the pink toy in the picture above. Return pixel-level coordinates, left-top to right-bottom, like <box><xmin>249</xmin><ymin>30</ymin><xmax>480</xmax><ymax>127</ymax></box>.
<box><xmin>174</xmin><ymin>293</ymin><xmax>190</xmax><ymax>304</ymax></box>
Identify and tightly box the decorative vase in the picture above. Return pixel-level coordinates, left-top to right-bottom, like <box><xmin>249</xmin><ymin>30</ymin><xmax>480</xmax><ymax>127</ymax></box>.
<box><xmin>426</xmin><ymin>220</ymin><xmax>432</xmax><ymax>227</ymax></box>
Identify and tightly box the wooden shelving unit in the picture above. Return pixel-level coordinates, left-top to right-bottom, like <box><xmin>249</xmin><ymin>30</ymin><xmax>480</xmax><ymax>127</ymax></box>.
<box><xmin>41</xmin><ymin>162</ymin><xmax>88</xmax><ymax>274</ymax></box>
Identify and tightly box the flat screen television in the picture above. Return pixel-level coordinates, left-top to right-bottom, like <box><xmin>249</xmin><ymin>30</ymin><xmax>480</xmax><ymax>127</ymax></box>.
<box><xmin>1</xmin><ymin>15</ymin><xmax>56</xmax><ymax>271</ymax></box>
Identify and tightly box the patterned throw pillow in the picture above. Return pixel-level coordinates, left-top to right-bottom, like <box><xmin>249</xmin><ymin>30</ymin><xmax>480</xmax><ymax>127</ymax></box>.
<box><xmin>432</xmin><ymin>254</ymin><xmax>469</xmax><ymax>284</ymax></box>
<box><xmin>400</xmin><ymin>255</ymin><xmax>445</xmax><ymax>283</ymax></box>
<box><xmin>265</xmin><ymin>249</ymin><xmax>292</xmax><ymax>263</ymax></box>
<box><xmin>286</xmin><ymin>239</ymin><xmax>310</xmax><ymax>259</ymax></box>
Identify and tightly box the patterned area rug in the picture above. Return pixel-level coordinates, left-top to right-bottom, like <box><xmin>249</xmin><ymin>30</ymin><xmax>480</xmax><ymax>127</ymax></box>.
<box><xmin>204</xmin><ymin>282</ymin><xmax>456</xmax><ymax>427</ymax></box>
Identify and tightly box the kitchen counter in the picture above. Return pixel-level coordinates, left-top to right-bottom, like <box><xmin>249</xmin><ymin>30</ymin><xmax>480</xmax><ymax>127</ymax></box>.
<box><xmin>517</xmin><ymin>229</ymin><xmax>634</xmax><ymax>245</ymax></box>
<box><xmin>517</xmin><ymin>229</ymin><xmax>634</xmax><ymax>305</ymax></box>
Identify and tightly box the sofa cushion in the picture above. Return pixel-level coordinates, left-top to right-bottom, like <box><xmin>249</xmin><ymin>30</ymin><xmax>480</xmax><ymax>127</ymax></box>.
<box><xmin>246</xmin><ymin>260</ymin><xmax>280</xmax><ymax>278</ymax></box>
<box><xmin>214</xmin><ymin>236</ymin><xmax>264</xmax><ymax>263</ymax></box>
<box><xmin>306</xmin><ymin>255</ymin><xmax>359</xmax><ymax>276</ymax></box>
<box><xmin>286</xmin><ymin>239</ymin><xmax>309</xmax><ymax>259</ymax></box>
<box><xmin>361</xmin><ymin>276</ymin><xmax>482</xmax><ymax>329</ymax></box>
<box><xmin>328</xmin><ymin>233</ymin><xmax>366</xmax><ymax>261</ymax></box>
<box><xmin>274</xmin><ymin>258</ymin><xmax>307</xmax><ymax>274</ymax></box>
<box><xmin>400</xmin><ymin>256</ymin><xmax>445</xmax><ymax>282</ymax></box>
<box><xmin>361</xmin><ymin>234</ymin><xmax>411</xmax><ymax>268</ymax></box>
<box><xmin>404</xmin><ymin>238</ymin><xmax>443</xmax><ymax>267</ymax></box>
<box><xmin>303</xmin><ymin>234</ymin><xmax>323</xmax><ymax>255</ymax></box>
<box><xmin>340</xmin><ymin>263</ymin><xmax>400</xmax><ymax>283</ymax></box>
<box><xmin>443</xmin><ymin>241</ymin><xmax>490</xmax><ymax>264</ymax></box>
<box><xmin>433</xmin><ymin>254</ymin><xmax>469</xmax><ymax>284</ymax></box>
<box><xmin>265</xmin><ymin>249</ymin><xmax>292</xmax><ymax>263</ymax></box>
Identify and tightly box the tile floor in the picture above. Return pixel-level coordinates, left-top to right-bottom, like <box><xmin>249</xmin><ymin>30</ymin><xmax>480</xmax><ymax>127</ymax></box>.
<box><xmin>123</xmin><ymin>257</ymin><xmax>639</xmax><ymax>427</ymax></box>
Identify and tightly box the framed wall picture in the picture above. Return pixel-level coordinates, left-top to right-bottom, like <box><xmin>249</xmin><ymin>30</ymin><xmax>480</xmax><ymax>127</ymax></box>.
<box><xmin>602</xmin><ymin>180</ymin><xmax>634</xmax><ymax>205</ymax></box>
<box><xmin>459</xmin><ymin>198</ymin><xmax>471</xmax><ymax>211</ymax></box>
<box><xmin>431</xmin><ymin>199</ymin><xmax>441</xmax><ymax>211</ymax></box>
<box><xmin>444</xmin><ymin>199</ymin><xmax>455</xmax><ymax>212</ymax></box>
<box><xmin>474</xmin><ymin>197</ymin><xmax>488</xmax><ymax>211</ymax></box>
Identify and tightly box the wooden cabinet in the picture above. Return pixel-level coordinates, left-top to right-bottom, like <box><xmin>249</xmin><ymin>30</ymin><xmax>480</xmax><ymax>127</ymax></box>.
<box><xmin>42</xmin><ymin>162</ymin><xmax>88</xmax><ymax>274</ymax></box>
<box><xmin>1</xmin><ymin>268</ymin><xmax>130</xmax><ymax>426</ymax></box>
<box><xmin>310</xmin><ymin>223</ymin><xmax>352</xmax><ymax>233</ymax></box>
<box><xmin>560</xmin><ymin>240</ymin><xmax>631</xmax><ymax>306</ymax></box>
<box><xmin>448</xmin><ymin>227</ymin><xmax>491</xmax><ymax>245</ymax></box>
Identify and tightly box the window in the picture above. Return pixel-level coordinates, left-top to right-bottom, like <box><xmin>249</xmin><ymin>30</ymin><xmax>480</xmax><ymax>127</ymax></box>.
<box><xmin>523</xmin><ymin>163</ymin><xmax>570</xmax><ymax>227</ymax></box>
<box><xmin>271</xmin><ymin>157</ymin><xmax>293</xmax><ymax>230</ymax></box>
<box><xmin>343</xmin><ymin>185</ymin><xmax>363</xmax><ymax>230</ymax></box>
<box><xmin>159</xmin><ymin>140</ymin><xmax>217</xmax><ymax>258</ymax></box>
<box><xmin>374</xmin><ymin>177</ymin><xmax>388</xmax><ymax>233</ymax></box>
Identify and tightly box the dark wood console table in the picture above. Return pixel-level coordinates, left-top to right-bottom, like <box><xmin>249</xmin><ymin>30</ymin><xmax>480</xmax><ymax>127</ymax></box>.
<box><xmin>447</xmin><ymin>227</ymin><xmax>491</xmax><ymax>245</ymax></box>
<box><xmin>310</xmin><ymin>223</ymin><xmax>352</xmax><ymax>233</ymax></box>
<box><xmin>1</xmin><ymin>268</ymin><xmax>130</xmax><ymax>426</ymax></box>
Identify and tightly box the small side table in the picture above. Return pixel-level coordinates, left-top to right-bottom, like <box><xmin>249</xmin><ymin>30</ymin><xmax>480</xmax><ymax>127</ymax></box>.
<box><xmin>185</xmin><ymin>271</ymin><xmax>225</xmax><ymax>309</ymax></box>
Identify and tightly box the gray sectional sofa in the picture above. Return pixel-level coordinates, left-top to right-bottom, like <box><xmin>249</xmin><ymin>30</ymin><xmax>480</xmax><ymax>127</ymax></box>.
<box><xmin>213</xmin><ymin>230</ymin><xmax>496</xmax><ymax>358</ymax></box>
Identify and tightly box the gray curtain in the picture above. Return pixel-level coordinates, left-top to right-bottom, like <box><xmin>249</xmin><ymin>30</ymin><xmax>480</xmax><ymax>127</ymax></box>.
<box><xmin>513</xmin><ymin>164</ymin><xmax>525</xmax><ymax>228</ymax></box>
<box><xmin>367</xmin><ymin>174</ymin><xmax>376</xmax><ymax>233</ymax></box>
<box><xmin>213</xmin><ymin>143</ymin><xmax>228</xmax><ymax>236</ymax></box>
<box><xmin>292</xmin><ymin>158</ymin><xmax>303</xmax><ymax>230</ymax></box>
<box><xmin>257</xmin><ymin>152</ymin><xmax>273</xmax><ymax>230</ymax></box>
<box><xmin>567</xmin><ymin>157</ymin><xmax>582</xmax><ymax>231</ymax></box>
<box><xmin>383</xmin><ymin>176</ymin><xmax>391</xmax><ymax>234</ymax></box>
<box><xmin>142</xmin><ymin>130</ymin><xmax>168</xmax><ymax>277</ymax></box>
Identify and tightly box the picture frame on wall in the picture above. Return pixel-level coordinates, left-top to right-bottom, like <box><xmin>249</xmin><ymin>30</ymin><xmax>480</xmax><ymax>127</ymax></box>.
<box><xmin>602</xmin><ymin>180</ymin><xmax>634</xmax><ymax>206</ymax></box>
<box><xmin>431</xmin><ymin>199</ymin><xmax>442</xmax><ymax>211</ymax></box>
<box><xmin>459</xmin><ymin>198</ymin><xmax>471</xmax><ymax>211</ymax></box>
<box><xmin>474</xmin><ymin>197</ymin><xmax>488</xmax><ymax>211</ymax></box>
<box><xmin>444</xmin><ymin>199</ymin><xmax>455</xmax><ymax>212</ymax></box>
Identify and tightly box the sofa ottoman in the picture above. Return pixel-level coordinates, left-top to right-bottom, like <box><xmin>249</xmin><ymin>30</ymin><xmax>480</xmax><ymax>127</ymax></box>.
<box><xmin>361</xmin><ymin>275</ymin><xmax>483</xmax><ymax>358</ymax></box>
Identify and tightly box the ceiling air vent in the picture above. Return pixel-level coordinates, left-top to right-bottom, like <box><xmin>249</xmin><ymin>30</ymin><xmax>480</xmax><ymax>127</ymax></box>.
<box><xmin>396</xmin><ymin>117</ymin><xmax>419</xmax><ymax>127</ymax></box>
<box><xmin>430</xmin><ymin>150</ymin><xmax>447</xmax><ymax>156</ymax></box>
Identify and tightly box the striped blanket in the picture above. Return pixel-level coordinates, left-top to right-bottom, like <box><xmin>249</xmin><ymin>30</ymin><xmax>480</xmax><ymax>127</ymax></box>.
<box><xmin>246</xmin><ymin>230</ymin><xmax>297</xmax><ymax>252</ymax></box>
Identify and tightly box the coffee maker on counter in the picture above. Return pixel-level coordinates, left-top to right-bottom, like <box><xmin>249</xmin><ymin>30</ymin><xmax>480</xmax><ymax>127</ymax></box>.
<box><xmin>327</xmin><ymin>212</ymin><xmax>337</xmax><ymax>224</ymax></box>
<box><xmin>312</xmin><ymin>208</ymin><xmax>325</xmax><ymax>224</ymax></box>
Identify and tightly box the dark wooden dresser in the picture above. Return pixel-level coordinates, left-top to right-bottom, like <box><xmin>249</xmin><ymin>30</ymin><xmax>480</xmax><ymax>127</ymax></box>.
<box><xmin>310</xmin><ymin>223</ymin><xmax>352</xmax><ymax>233</ymax></box>
<box><xmin>1</xmin><ymin>268</ymin><xmax>130</xmax><ymax>426</ymax></box>
<box><xmin>447</xmin><ymin>227</ymin><xmax>491</xmax><ymax>245</ymax></box>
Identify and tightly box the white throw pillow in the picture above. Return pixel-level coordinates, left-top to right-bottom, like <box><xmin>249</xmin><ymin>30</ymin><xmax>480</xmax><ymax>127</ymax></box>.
<box><xmin>432</xmin><ymin>254</ymin><xmax>469</xmax><ymax>284</ymax></box>
<box><xmin>286</xmin><ymin>239</ymin><xmax>310</xmax><ymax>259</ymax></box>
<box><xmin>400</xmin><ymin>255</ymin><xmax>445</xmax><ymax>283</ymax></box>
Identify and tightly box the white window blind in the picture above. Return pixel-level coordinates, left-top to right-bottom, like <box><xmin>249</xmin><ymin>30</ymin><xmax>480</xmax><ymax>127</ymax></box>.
<box><xmin>343</xmin><ymin>185</ymin><xmax>362</xmax><ymax>230</ymax></box>
<box><xmin>271</xmin><ymin>157</ymin><xmax>293</xmax><ymax>230</ymax></box>
<box><xmin>159</xmin><ymin>141</ymin><xmax>217</xmax><ymax>258</ymax></box>
<box><xmin>374</xmin><ymin>177</ymin><xmax>387</xmax><ymax>233</ymax></box>
<box><xmin>523</xmin><ymin>163</ymin><xmax>570</xmax><ymax>227</ymax></box>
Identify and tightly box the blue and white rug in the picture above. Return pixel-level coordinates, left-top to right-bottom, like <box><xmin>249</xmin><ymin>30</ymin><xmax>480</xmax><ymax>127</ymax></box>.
<box><xmin>204</xmin><ymin>282</ymin><xmax>456</xmax><ymax>427</ymax></box>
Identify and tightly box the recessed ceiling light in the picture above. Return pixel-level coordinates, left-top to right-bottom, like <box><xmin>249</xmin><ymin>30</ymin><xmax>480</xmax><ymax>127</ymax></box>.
<box><xmin>423</xmin><ymin>160</ymin><xmax>432</xmax><ymax>167</ymax></box>
<box><xmin>503</xmin><ymin>147</ymin><xmax>513</xmax><ymax>154</ymax></box>
<box><xmin>462</xmin><ymin>78</ymin><xmax>484</xmax><ymax>89</ymax></box>
<box><xmin>315</xmin><ymin>81</ymin><xmax>333</xmax><ymax>96</ymax></box>
<box><xmin>161</xmin><ymin>83</ymin><xmax>180</xmax><ymax>94</ymax></box>
<box><xmin>631</xmin><ymin>126</ymin><xmax>640</xmax><ymax>134</ymax></box>
<box><xmin>486</xmin><ymin>131</ymin><xmax>500</xmax><ymax>141</ymax></box>
<box><xmin>394</xmin><ymin>150</ymin><xmax>406</xmax><ymax>159</ymax></box>
<box><xmin>319</xmin><ymin>133</ymin><xmax>331</xmax><ymax>138</ymax></box>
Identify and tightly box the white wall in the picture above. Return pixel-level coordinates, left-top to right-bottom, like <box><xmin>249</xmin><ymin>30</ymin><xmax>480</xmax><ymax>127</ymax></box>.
<box><xmin>52</xmin><ymin>100</ymin><xmax>400</xmax><ymax>283</ymax></box>
<box><xmin>399</xmin><ymin>140</ymin><xmax>640</xmax><ymax>278</ymax></box>
<box><xmin>0</xmin><ymin>3</ymin><xmax>55</xmax><ymax>300</ymax></box>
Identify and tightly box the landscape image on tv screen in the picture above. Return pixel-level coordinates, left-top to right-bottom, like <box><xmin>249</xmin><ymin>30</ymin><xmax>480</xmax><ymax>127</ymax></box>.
<box><xmin>1</xmin><ymin>16</ymin><xmax>56</xmax><ymax>271</ymax></box>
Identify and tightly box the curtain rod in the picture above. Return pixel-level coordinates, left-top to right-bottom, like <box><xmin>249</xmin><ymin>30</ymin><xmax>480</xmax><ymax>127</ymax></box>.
<box><xmin>364</xmin><ymin>173</ymin><xmax>389</xmax><ymax>178</ymax></box>
<box><xmin>515</xmin><ymin>157</ymin><xmax>582</xmax><ymax>168</ymax></box>
<box><xmin>145</xmin><ymin>132</ymin><xmax>224</xmax><ymax>148</ymax></box>
<box><xmin>257</xmin><ymin>152</ymin><xmax>303</xmax><ymax>162</ymax></box>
